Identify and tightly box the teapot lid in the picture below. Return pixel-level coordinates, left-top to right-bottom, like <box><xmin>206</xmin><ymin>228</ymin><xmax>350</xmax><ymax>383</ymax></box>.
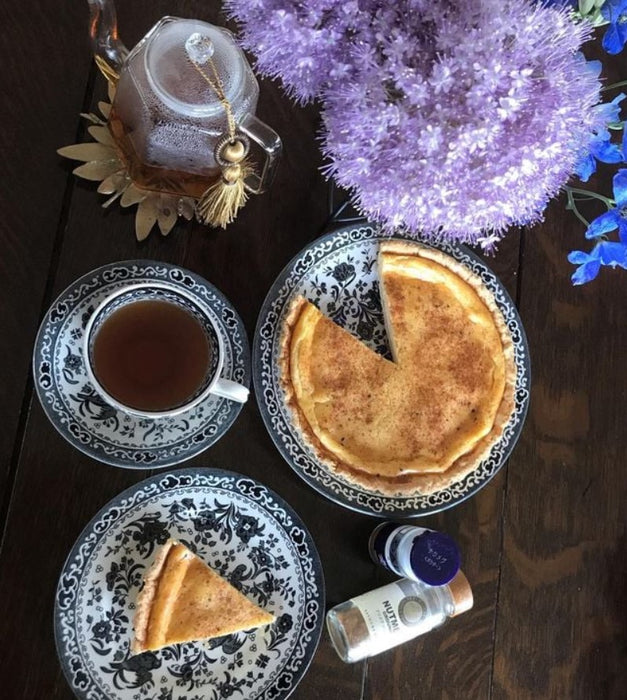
<box><xmin>145</xmin><ymin>18</ymin><xmax>248</xmax><ymax>117</ymax></box>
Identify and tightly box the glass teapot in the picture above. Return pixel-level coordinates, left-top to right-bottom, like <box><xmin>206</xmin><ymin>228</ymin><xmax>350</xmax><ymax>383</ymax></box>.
<box><xmin>87</xmin><ymin>0</ymin><xmax>281</xmax><ymax>200</ymax></box>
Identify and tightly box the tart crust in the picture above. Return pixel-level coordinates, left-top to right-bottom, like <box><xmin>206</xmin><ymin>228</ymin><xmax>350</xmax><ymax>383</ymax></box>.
<box><xmin>132</xmin><ymin>539</ymin><xmax>275</xmax><ymax>654</ymax></box>
<box><xmin>279</xmin><ymin>240</ymin><xmax>516</xmax><ymax>496</ymax></box>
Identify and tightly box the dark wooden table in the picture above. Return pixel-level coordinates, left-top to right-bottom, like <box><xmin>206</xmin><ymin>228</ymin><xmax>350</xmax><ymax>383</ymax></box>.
<box><xmin>1</xmin><ymin>2</ymin><xmax>626</xmax><ymax>698</ymax></box>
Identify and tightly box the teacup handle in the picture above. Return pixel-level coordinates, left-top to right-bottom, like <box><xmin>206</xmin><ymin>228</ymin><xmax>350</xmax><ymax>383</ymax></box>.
<box><xmin>239</xmin><ymin>113</ymin><xmax>282</xmax><ymax>195</ymax></box>
<box><xmin>211</xmin><ymin>378</ymin><xmax>249</xmax><ymax>403</ymax></box>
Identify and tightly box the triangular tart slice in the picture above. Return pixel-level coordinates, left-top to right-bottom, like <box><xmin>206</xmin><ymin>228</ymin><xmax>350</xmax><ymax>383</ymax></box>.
<box><xmin>132</xmin><ymin>539</ymin><xmax>275</xmax><ymax>654</ymax></box>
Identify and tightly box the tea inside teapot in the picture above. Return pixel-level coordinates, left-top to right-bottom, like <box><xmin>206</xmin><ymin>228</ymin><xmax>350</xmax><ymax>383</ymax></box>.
<box><xmin>107</xmin><ymin>18</ymin><xmax>259</xmax><ymax>198</ymax></box>
<box><xmin>87</xmin><ymin>1</ymin><xmax>281</xmax><ymax>216</ymax></box>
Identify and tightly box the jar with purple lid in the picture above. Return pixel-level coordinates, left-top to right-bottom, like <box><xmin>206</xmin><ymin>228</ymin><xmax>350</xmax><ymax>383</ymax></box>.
<box><xmin>368</xmin><ymin>522</ymin><xmax>460</xmax><ymax>586</ymax></box>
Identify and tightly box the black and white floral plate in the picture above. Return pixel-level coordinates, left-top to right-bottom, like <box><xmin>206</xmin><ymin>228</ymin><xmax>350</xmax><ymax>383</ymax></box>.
<box><xmin>54</xmin><ymin>468</ymin><xmax>324</xmax><ymax>700</ymax></box>
<box><xmin>33</xmin><ymin>261</ymin><xmax>250</xmax><ymax>468</ymax></box>
<box><xmin>253</xmin><ymin>224</ymin><xmax>531</xmax><ymax>517</ymax></box>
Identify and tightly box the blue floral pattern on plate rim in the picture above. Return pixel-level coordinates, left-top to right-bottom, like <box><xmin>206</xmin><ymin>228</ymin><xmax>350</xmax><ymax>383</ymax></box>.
<box><xmin>253</xmin><ymin>224</ymin><xmax>531</xmax><ymax>517</ymax></box>
<box><xmin>54</xmin><ymin>468</ymin><xmax>324</xmax><ymax>700</ymax></box>
<box><xmin>32</xmin><ymin>260</ymin><xmax>250</xmax><ymax>469</ymax></box>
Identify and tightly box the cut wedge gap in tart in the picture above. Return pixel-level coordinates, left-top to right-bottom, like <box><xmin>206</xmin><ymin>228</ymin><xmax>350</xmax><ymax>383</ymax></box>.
<box><xmin>279</xmin><ymin>240</ymin><xmax>516</xmax><ymax>496</ymax></box>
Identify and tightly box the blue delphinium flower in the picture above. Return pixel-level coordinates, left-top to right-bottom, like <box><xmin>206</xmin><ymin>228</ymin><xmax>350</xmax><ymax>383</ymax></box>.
<box><xmin>594</xmin><ymin>91</ymin><xmax>625</xmax><ymax>126</ymax></box>
<box><xmin>568</xmin><ymin>169</ymin><xmax>627</xmax><ymax>283</ymax></box>
<box><xmin>575</xmin><ymin>93</ymin><xmax>625</xmax><ymax>180</ymax></box>
<box><xmin>567</xmin><ymin>250</ymin><xmax>600</xmax><ymax>284</ymax></box>
<box><xmin>568</xmin><ymin>243</ymin><xmax>627</xmax><ymax>283</ymax></box>
<box><xmin>602</xmin><ymin>0</ymin><xmax>627</xmax><ymax>54</ymax></box>
<box><xmin>585</xmin><ymin>168</ymin><xmax>627</xmax><ymax>238</ymax></box>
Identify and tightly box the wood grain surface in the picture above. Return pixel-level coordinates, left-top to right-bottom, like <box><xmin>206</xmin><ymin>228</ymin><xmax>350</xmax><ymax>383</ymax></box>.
<box><xmin>0</xmin><ymin>2</ymin><xmax>625</xmax><ymax>699</ymax></box>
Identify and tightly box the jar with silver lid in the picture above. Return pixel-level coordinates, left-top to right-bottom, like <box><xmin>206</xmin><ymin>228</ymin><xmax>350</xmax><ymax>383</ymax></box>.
<box><xmin>326</xmin><ymin>571</ymin><xmax>473</xmax><ymax>663</ymax></box>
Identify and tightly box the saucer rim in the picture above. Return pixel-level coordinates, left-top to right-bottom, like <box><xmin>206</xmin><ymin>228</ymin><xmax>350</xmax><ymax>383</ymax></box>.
<box><xmin>33</xmin><ymin>259</ymin><xmax>250</xmax><ymax>469</ymax></box>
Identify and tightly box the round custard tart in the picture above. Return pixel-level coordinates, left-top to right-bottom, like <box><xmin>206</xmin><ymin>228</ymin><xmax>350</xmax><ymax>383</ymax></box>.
<box><xmin>279</xmin><ymin>240</ymin><xmax>516</xmax><ymax>496</ymax></box>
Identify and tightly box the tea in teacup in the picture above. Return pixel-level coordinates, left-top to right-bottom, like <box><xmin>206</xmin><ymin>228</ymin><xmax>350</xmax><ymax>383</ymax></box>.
<box><xmin>83</xmin><ymin>282</ymin><xmax>249</xmax><ymax>418</ymax></box>
<box><xmin>91</xmin><ymin>299</ymin><xmax>212</xmax><ymax>412</ymax></box>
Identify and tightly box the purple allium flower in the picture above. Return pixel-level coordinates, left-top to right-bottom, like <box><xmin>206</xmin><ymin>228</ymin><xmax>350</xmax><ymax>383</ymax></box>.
<box><xmin>224</xmin><ymin>0</ymin><xmax>367</xmax><ymax>103</ymax></box>
<box><xmin>228</xmin><ymin>0</ymin><xmax>604</xmax><ymax>246</ymax></box>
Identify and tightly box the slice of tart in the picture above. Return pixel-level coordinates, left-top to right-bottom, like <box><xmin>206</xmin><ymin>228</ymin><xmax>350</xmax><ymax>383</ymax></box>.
<box><xmin>280</xmin><ymin>240</ymin><xmax>516</xmax><ymax>496</ymax></box>
<box><xmin>132</xmin><ymin>539</ymin><xmax>275</xmax><ymax>654</ymax></box>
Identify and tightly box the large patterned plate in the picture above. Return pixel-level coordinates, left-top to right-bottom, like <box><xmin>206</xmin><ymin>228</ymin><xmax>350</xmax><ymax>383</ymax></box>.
<box><xmin>54</xmin><ymin>468</ymin><xmax>324</xmax><ymax>700</ymax></box>
<box><xmin>33</xmin><ymin>261</ymin><xmax>250</xmax><ymax>468</ymax></box>
<box><xmin>253</xmin><ymin>224</ymin><xmax>530</xmax><ymax>517</ymax></box>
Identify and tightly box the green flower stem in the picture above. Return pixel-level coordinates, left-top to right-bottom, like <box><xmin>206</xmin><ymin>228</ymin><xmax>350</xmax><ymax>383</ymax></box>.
<box><xmin>564</xmin><ymin>186</ymin><xmax>615</xmax><ymax>208</ymax></box>
<box><xmin>602</xmin><ymin>80</ymin><xmax>627</xmax><ymax>93</ymax></box>
<box><xmin>572</xmin><ymin>208</ymin><xmax>591</xmax><ymax>228</ymax></box>
<box><xmin>565</xmin><ymin>188</ymin><xmax>591</xmax><ymax>228</ymax></box>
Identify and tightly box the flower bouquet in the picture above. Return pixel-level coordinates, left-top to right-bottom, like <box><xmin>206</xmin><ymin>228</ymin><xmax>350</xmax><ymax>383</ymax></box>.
<box><xmin>226</xmin><ymin>0</ymin><xmax>627</xmax><ymax>284</ymax></box>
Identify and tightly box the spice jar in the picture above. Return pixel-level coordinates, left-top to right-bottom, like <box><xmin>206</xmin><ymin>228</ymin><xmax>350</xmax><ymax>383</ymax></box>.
<box><xmin>369</xmin><ymin>522</ymin><xmax>460</xmax><ymax>585</ymax></box>
<box><xmin>326</xmin><ymin>572</ymin><xmax>473</xmax><ymax>663</ymax></box>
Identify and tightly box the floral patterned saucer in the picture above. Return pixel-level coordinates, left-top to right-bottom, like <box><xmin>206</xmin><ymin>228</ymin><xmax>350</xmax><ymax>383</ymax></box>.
<box><xmin>54</xmin><ymin>468</ymin><xmax>324</xmax><ymax>700</ymax></box>
<box><xmin>33</xmin><ymin>261</ymin><xmax>250</xmax><ymax>468</ymax></box>
<box><xmin>253</xmin><ymin>224</ymin><xmax>531</xmax><ymax>517</ymax></box>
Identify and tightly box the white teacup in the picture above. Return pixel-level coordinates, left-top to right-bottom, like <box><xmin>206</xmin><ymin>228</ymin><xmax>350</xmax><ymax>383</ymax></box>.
<box><xmin>83</xmin><ymin>282</ymin><xmax>248</xmax><ymax>418</ymax></box>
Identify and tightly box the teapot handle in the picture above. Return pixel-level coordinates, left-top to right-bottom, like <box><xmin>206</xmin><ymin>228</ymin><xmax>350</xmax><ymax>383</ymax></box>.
<box><xmin>87</xmin><ymin>0</ymin><xmax>129</xmax><ymax>83</ymax></box>
<box><xmin>238</xmin><ymin>114</ymin><xmax>282</xmax><ymax>195</ymax></box>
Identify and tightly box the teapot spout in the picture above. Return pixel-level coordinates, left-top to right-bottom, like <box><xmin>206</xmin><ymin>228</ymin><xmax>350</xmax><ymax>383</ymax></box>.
<box><xmin>87</xmin><ymin>0</ymin><xmax>129</xmax><ymax>83</ymax></box>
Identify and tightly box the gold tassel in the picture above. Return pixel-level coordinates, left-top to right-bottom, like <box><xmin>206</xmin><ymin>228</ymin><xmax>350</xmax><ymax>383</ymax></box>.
<box><xmin>196</xmin><ymin>159</ymin><xmax>253</xmax><ymax>228</ymax></box>
<box><xmin>196</xmin><ymin>137</ymin><xmax>254</xmax><ymax>228</ymax></box>
<box><xmin>186</xmin><ymin>44</ymin><xmax>256</xmax><ymax>229</ymax></box>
